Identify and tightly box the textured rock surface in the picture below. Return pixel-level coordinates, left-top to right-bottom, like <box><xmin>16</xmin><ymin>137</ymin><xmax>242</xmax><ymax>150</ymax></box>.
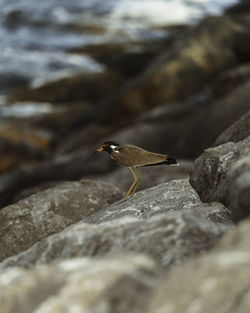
<box><xmin>0</xmin><ymin>179</ymin><xmax>122</xmax><ymax>261</ymax></box>
<box><xmin>147</xmin><ymin>217</ymin><xmax>250</xmax><ymax>313</ymax></box>
<box><xmin>0</xmin><ymin>255</ymin><xmax>157</xmax><ymax>313</ymax></box>
<box><xmin>0</xmin><ymin>211</ymin><xmax>229</xmax><ymax>268</ymax></box>
<box><xmin>228</xmin><ymin>157</ymin><xmax>250</xmax><ymax>222</ymax></box>
<box><xmin>85</xmin><ymin>179</ymin><xmax>231</xmax><ymax>224</ymax></box>
<box><xmin>215</xmin><ymin>110</ymin><xmax>250</xmax><ymax>145</ymax></box>
<box><xmin>190</xmin><ymin>136</ymin><xmax>250</xmax><ymax>207</ymax></box>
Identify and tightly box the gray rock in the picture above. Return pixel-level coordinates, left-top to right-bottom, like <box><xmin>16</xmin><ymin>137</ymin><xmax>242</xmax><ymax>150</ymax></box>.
<box><xmin>147</xmin><ymin>217</ymin><xmax>250</xmax><ymax>313</ymax></box>
<box><xmin>215</xmin><ymin>110</ymin><xmax>250</xmax><ymax>145</ymax></box>
<box><xmin>0</xmin><ymin>255</ymin><xmax>158</xmax><ymax>313</ymax></box>
<box><xmin>0</xmin><ymin>179</ymin><xmax>122</xmax><ymax>261</ymax></box>
<box><xmin>85</xmin><ymin>179</ymin><xmax>231</xmax><ymax>224</ymax></box>
<box><xmin>0</xmin><ymin>211</ymin><xmax>229</xmax><ymax>269</ymax></box>
<box><xmin>228</xmin><ymin>157</ymin><xmax>250</xmax><ymax>222</ymax></box>
<box><xmin>190</xmin><ymin>136</ymin><xmax>250</xmax><ymax>207</ymax></box>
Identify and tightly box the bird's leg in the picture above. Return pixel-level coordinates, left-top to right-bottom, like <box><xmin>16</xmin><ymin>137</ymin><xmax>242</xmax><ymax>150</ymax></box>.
<box><xmin>123</xmin><ymin>167</ymin><xmax>138</xmax><ymax>201</ymax></box>
<box><xmin>131</xmin><ymin>167</ymin><xmax>142</xmax><ymax>197</ymax></box>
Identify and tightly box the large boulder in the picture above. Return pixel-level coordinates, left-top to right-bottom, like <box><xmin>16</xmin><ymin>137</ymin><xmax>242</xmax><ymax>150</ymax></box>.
<box><xmin>190</xmin><ymin>136</ymin><xmax>250</xmax><ymax>207</ymax></box>
<box><xmin>1</xmin><ymin>210</ymin><xmax>229</xmax><ymax>268</ymax></box>
<box><xmin>147</xmin><ymin>217</ymin><xmax>250</xmax><ymax>313</ymax></box>
<box><xmin>0</xmin><ymin>179</ymin><xmax>121</xmax><ymax>261</ymax></box>
<box><xmin>9</xmin><ymin>70</ymin><xmax>121</xmax><ymax>104</ymax></box>
<box><xmin>85</xmin><ymin>179</ymin><xmax>231</xmax><ymax>224</ymax></box>
<box><xmin>103</xmin><ymin>16</ymin><xmax>242</xmax><ymax>117</ymax></box>
<box><xmin>0</xmin><ymin>255</ymin><xmax>158</xmax><ymax>313</ymax></box>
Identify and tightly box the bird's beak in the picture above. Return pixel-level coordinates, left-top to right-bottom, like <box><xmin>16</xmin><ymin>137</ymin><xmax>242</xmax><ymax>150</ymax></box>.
<box><xmin>96</xmin><ymin>146</ymin><xmax>104</xmax><ymax>152</ymax></box>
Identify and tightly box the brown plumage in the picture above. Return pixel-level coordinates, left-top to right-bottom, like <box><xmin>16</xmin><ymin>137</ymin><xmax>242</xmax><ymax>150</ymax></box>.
<box><xmin>110</xmin><ymin>144</ymin><xmax>176</xmax><ymax>167</ymax></box>
<box><xmin>96</xmin><ymin>141</ymin><xmax>179</xmax><ymax>201</ymax></box>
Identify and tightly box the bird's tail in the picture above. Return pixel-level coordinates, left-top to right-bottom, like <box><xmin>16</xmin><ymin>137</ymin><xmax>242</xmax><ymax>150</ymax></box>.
<box><xmin>143</xmin><ymin>156</ymin><xmax>179</xmax><ymax>167</ymax></box>
<box><xmin>165</xmin><ymin>156</ymin><xmax>179</xmax><ymax>166</ymax></box>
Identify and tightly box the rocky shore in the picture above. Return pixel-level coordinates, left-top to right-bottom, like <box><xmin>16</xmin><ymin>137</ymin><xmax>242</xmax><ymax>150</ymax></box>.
<box><xmin>0</xmin><ymin>1</ymin><xmax>250</xmax><ymax>312</ymax></box>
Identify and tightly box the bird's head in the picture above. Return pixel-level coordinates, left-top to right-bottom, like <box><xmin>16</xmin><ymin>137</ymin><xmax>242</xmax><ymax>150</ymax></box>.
<box><xmin>96</xmin><ymin>141</ymin><xmax>120</xmax><ymax>153</ymax></box>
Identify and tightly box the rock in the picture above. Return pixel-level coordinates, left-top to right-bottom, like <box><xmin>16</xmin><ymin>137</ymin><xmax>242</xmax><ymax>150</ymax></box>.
<box><xmin>190</xmin><ymin>136</ymin><xmax>250</xmax><ymax>207</ymax></box>
<box><xmin>0</xmin><ymin>179</ymin><xmax>121</xmax><ymax>261</ymax></box>
<box><xmin>147</xmin><ymin>217</ymin><xmax>250</xmax><ymax>313</ymax></box>
<box><xmin>84</xmin><ymin>179</ymin><xmax>232</xmax><ymax>224</ymax></box>
<box><xmin>9</xmin><ymin>70</ymin><xmax>121</xmax><ymax>104</ymax></box>
<box><xmin>99</xmin><ymin>16</ymin><xmax>242</xmax><ymax>119</ymax></box>
<box><xmin>228</xmin><ymin>157</ymin><xmax>250</xmax><ymax>222</ymax></box>
<box><xmin>70</xmin><ymin>40</ymin><xmax>168</xmax><ymax>79</ymax></box>
<box><xmin>178</xmin><ymin>79</ymin><xmax>250</xmax><ymax>158</ymax></box>
<box><xmin>213</xmin><ymin>65</ymin><xmax>250</xmax><ymax>98</ymax></box>
<box><xmin>0</xmin><ymin>255</ymin><xmax>158</xmax><ymax>313</ymax></box>
<box><xmin>0</xmin><ymin>208</ymin><xmax>229</xmax><ymax>268</ymax></box>
<box><xmin>0</xmin><ymin>123</ymin><xmax>52</xmax><ymax>172</ymax></box>
<box><xmin>214</xmin><ymin>110</ymin><xmax>250</xmax><ymax>145</ymax></box>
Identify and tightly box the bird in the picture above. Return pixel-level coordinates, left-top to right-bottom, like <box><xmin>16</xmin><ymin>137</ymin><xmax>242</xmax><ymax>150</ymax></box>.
<box><xmin>96</xmin><ymin>141</ymin><xmax>179</xmax><ymax>201</ymax></box>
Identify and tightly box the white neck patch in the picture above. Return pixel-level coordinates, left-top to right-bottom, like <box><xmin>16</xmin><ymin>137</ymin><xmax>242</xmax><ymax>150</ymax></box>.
<box><xmin>110</xmin><ymin>145</ymin><xmax>119</xmax><ymax>153</ymax></box>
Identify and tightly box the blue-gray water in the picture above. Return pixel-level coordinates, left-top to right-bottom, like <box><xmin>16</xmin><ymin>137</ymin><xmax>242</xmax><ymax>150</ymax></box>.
<box><xmin>0</xmin><ymin>0</ymin><xmax>238</xmax><ymax>96</ymax></box>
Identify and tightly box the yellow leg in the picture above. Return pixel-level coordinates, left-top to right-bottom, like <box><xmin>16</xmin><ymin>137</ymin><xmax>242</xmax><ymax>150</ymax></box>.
<box><xmin>131</xmin><ymin>167</ymin><xmax>142</xmax><ymax>197</ymax></box>
<box><xmin>123</xmin><ymin>167</ymin><xmax>138</xmax><ymax>202</ymax></box>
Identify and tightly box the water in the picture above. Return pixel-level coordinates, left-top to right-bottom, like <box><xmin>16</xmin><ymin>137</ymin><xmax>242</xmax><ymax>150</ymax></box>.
<box><xmin>0</xmin><ymin>0</ymin><xmax>239</xmax><ymax>95</ymax></box>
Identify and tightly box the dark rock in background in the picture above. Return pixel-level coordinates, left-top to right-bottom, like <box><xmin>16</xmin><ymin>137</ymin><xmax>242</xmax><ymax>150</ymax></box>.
<box><xmin>0</xmin><ymin>124</ymin><xmax>52</xmax><ymax>172</ymax></box>
<box><xmin>95</xmin><ymin>16</ymin><xmax>243</xmax><ymax>121</ymax></box>
<box><xmin>214</xmin><ymin>110</ymin><xmax>250</xmax><ymax>145</ymax></box>
<box><xmin>9</xmin><ymin>70</ymin><xmax>122</xmax><ymax>104</ymax></box>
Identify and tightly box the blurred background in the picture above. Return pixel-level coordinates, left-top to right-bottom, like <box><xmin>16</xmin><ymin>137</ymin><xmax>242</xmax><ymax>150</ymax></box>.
<box><xmin>0</xmin><ymin>0</ymin><xmax>249</xmax><ymax>207</ymax></box>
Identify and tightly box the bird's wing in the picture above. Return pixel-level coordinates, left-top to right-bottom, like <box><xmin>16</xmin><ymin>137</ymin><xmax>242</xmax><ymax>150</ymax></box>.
<box><xmin>119</xmin><ymin>145</ymin><xmax>167</xmax><ymax>167</ymax></box>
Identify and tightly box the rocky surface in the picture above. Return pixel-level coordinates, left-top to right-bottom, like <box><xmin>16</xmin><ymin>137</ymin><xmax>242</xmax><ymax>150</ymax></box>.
<box><xmin>0</xmin><ymin>255</ymin><xmax>158</xmax><ymax>313</ymax></box>
<box><xmin>0</xmin><ymin>210</ymin><xmax>228</xmax><ymax>269</ymax></box>
<box><xmin>84</xmin><ymin>179</ymin><xmax>231</xmax><ymax>224</ymax></box>
<box><xmin>228</xmin><ymin>156</ymin><xmax>250</xmax><ymax>222</ymax></box>
<box><xmin>0</xmin><ymin>178</ymin><xmax>231</xmax><ymax>269</ymax></box>
<box><xmin>0</xmin><ymin>179</ymin><xmax>121</xmax><ymax>261</ymax></box>
<box><xmin>147</xmin><ymin>217</ymin><xmax>250</xmax><ymax>313</ymax></box>
<box><xmin>190</xmin><ymin>136</ymin><xmax>250</xmax><ymax>207</ymax></box>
